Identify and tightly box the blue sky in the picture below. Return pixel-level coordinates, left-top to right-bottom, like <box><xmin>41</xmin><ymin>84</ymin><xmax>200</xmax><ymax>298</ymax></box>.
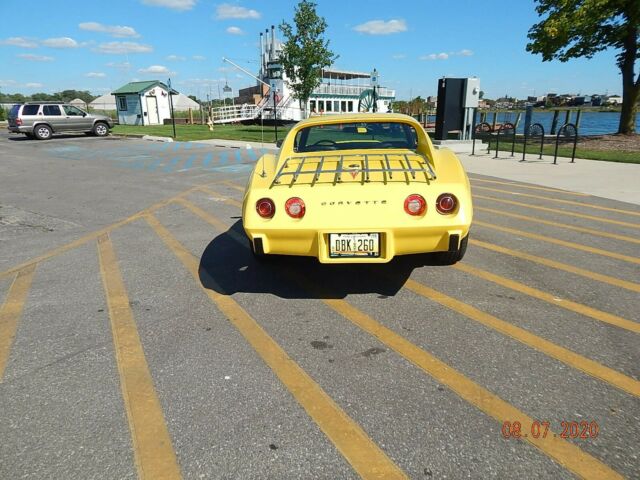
<box><xmin>0</xmin><ymin>0</ymin><xmax>622</xmax><ymax>100</ymax></box>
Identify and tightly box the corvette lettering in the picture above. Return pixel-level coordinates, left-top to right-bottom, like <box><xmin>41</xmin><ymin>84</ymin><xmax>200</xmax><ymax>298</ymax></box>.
<box><xmin>321</xmin><ymin>200</ymin><xmax>387</xmax><ymax>206</ymax></box>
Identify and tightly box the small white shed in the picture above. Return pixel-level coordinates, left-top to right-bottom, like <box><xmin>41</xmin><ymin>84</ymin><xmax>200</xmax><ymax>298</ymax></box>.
<box><xmin>112</xmin><ymin>80</ymin><xmax>178</xmax><ymax>126</ymax></box>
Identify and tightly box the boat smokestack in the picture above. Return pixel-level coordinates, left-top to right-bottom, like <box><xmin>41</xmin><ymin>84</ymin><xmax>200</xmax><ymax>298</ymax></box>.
<box><xmin>270</xmin><ymin>25</ymin><xmax>275</xmax><ymax>61</ymax></box>
<box><xmin>265</xmin><ymin>28</ymin><xmax>270</xmax><ymax>61</ymax></box>
<box><xmin>259</xmin><ymin>32</ymin><xmax>264</xmax><ymax>77</ymax></box>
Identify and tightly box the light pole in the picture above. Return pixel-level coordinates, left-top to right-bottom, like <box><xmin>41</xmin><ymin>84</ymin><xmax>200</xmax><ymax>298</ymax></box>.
<box><xmin>371</xmin><ymin>68</ymin><xmax>379</xmax><ymax>113</ymax></box>
<box><xmin>167</xmin><ymin>78</ymin><xmax>176</xmax><ymax>139</ymax></box>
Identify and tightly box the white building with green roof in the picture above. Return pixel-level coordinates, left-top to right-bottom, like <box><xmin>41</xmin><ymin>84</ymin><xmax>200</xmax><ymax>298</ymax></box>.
<box><xmin>112</xmin><ymin>81</ymin><xmax>178</xmax><ymax>126</ymax></box>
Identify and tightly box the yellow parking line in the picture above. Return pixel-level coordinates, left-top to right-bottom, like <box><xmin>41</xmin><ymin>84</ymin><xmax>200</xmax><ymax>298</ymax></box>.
<box><xmin>0</xmin><ymin>264</ymin><xmax>36</xmax><ymax>382</ymax></box>
<box><xmin>470</xmin><ymin>239</ymin><xmax>640</xmax><ymax>294</ymax></box>
<box><xmin>144</xmin><ymin>214</ymin><xmax>407</xmax><ymax>480</ymax></box>
<box><xmin>453</xmin><ymin>263</ymin><xmax>640</xmax><ymax>334</ymax></box>
<box><xmin>222</xmin><ymin>180</ymin><xmax>246</xmax><ymax>192</ymax></box>
<box><xmin>173</xmin><ymin>197</ymin><xmax>623</xmax><ymax>480</ymax></box>
<box><xmin>473</xmin><ymin>185</ymin><xmax>640</xmax><ymax>217</ymax></box>
<box><xmin>173</xmin><ymin>198</ymin><xmax>238</xmax><ymax>236</ymax></box>
<box><xmin>319</xmin><ymin>297</ymin><xmax>622</xmax><ymax>480</ymax></box>
<box><xmin>474</xmin><ymin>194</ymin><xmax>640</xmax><ymax>229</ymax></box>
<box><xmin>0</xmin><ymin>183</ymin><xmax>209</xmax><ymax>281</ymax></box>
<box><xmin>97</xmin><ymin>234</ymin><xmax>182</xmax><ymax>480</ymax></box>
<box><xmin>474</xmin><ymin>220</ymin><xmax>640</xmax><ymax>265</ymax></box>
<box><xmin>196</xmin><ymin>186</ymin><xmax>243</xmax><ymax>208</ymax></box>
<box><xmin>469</xmin><ymin>177</ymin><xmax>591</xmax><ymax>196</ymax></box>
<box><xmin>476</xmin><ymin>206</ymin><xmax>640</xmax><ymax>245</ymax></box>
<box><xmin>404</xmin><ymin>279</ymin><xmax>640</xmax><ymax>397</ymax></box>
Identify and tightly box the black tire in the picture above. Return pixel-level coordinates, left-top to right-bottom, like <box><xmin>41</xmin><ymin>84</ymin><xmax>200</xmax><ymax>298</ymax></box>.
<box><xmin>437</xmin><ymin>234</ymin><xmax>468</xmax><ymax>265</ymax></box>
<box><xmin>93</xmin><ymin>122</ymin><xmax>109</xmax><ymax>137</ymax></box>
<box><xmin>33</xmin><ymin>124</ymin><xmax>52</xmax><ymax>140</ymax></box>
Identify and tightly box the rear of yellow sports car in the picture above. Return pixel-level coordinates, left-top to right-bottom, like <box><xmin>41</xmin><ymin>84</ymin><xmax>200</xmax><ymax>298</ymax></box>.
<box><xmin>241</xmin><ymin>114</ymin><xmax>473</xmax><ymax>264</ymax></box>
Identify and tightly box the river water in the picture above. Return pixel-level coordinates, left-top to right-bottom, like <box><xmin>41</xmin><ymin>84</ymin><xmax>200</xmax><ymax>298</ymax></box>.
<box><xmin>478</xmin><ymin>111</ymin><xmax>639</xmax><ymax>136</ymax></box>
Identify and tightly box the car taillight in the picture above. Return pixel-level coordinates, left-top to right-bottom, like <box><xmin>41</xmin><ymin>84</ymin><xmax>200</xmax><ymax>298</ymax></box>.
<box><xmin>404</xmin><ymin>194</ymin><xmax>426</xmax><ymax>216</ymax></box>
<box><xmin>16</xmin><ymin>118</ymin><xmax>22</xmax><ymax>126</ymax></box>
<box><xmin>436</xmin><ymin>193</ymin><xmax>458</xmax><ymax>214</ymax></box>
<box><xmin>285</xmin><ymin>197</ymin><xmax>305</xmax><ymax>218</ymax></box>
<box><xmin>256</xmin><ymin>198</ymin><xmax>275</xmax><ymax>218</ymax></box>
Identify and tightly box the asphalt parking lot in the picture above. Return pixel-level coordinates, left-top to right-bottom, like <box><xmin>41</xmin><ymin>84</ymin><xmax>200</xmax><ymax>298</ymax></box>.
<box><xmin>0</xmin><ymin>131</ymin><xmax>638</xmax><ymax>480</ymax></box>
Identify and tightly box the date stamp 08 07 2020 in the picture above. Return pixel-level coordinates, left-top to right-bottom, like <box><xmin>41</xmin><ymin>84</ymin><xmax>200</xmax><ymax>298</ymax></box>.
<box><xmin>501</xmin><ymin>420</ymin><xmax>600</xmax><ymax>440</ymax></box>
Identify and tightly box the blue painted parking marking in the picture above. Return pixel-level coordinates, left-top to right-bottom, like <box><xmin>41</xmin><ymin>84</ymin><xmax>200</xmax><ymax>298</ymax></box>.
<box><xmin>163</xmin><ymin>156</ymin><xmax>182</xmax><ymax>173</ymax></box>
<box><xmin>177</xmin><ymin>155</ymin><xmax>195</xmax><ymax>172</ymax></box>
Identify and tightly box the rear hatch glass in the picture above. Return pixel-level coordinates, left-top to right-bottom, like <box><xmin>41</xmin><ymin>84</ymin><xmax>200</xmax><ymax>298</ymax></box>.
<box><xmin>8</xmin><ymin>104</ymin><xmax>21</xmax><ymax>126</ymax></box>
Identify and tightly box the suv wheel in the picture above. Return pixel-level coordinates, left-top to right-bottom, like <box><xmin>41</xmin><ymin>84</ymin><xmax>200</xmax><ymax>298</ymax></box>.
<box><xmin>34</xmin><ymin>124</ymin><xmax>52</xmax><ymax>140</ymax></box>
<box><xmin>93</xmin><ymin>122</ymin><xmax>109</xmax><ymax>137</ymax></box>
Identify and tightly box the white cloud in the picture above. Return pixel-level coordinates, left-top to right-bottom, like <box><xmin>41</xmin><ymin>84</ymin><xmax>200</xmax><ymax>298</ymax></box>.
<box><xmin>215</xmin><ymin>3</ymin><xmax>260</xmax><ymax>19</ymax></box>
<box><xmin>107</xmin><ymin>61</ymin><xmax>131</xmax><ymax>69</ymax></box>
<box><xmin>25</xmin><ymin>82</ymin><xmax>44</xmax><ymax>88</ymax></box>
<box><xmin>95</xmin><ymin>41</ymin><xmax>152</xmax><ymax>54</ymax></box>
<box><xmin>141</xmin><ymin>0</ymin><xmax>196</xmax><ymax>10</ymax></box>
<box><xmin>138</xmin><ymin>65</ymin><xmax>172</xmax><ymax>74</ymax></box>
<box><xmin>79</xmin><ymin>22</ymin><xmax>140</xmax><ymax>38</ymax></box>
<box><xmin>166</xmin><ymin>54</ymin><xmax>186</xmax><ymax>61</ymax></box>
<box><xmin>419</xmin><ymin>49</ymin><xmax>473</xmax><ymax>61</ymax></box>
<box><xmin>42</xmin><ymin>37</ymin><xmax>79</xmax><ymax>48</ymax></box>
<box><xmin>0</xmin><ymin>79</ymin><xmax>18</xmax><ymax>87</ymax></box>
<box><xmin>392</xmin><ymin>53</ymin><xmax>406</xmax><ymax>59</ymax></box>
<box><xmin>353</xmin><ymin>19</ymin><xmax>407</xmax><ymax>35</ymax></box>
<box><xmin>0</xmin><ymin>37</ymin><xmax>38</xmax><ymax>48</ymax></box>
<box><xmin>226</xmin><ymin>26</ymin><xmax>244</xmax><ymax>35</ymax></box>
<box><xmin>17</xmin><ymin>53</ymin><xmax>54</xmax><ymax>62</ymax></box>
<box><xmin>85</xmin><ymin>72</ymin><xmax>106</xmax><ymax>78</ymax></box>
<box><xmin>192</xmin><ymin>55</ymin><xmax>206</xmax><ymax>61</ymax></box>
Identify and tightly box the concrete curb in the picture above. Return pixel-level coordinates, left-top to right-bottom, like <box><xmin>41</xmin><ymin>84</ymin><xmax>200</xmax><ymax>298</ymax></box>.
<box><xmin>142</xmin><ymin>135</ymin><xmax>174</xmax><ymax>142</ymax></box>
<box><xmin>192</xmin><ymin>138</ymin><xmax>277</xmax><ymax>150</ymax></box>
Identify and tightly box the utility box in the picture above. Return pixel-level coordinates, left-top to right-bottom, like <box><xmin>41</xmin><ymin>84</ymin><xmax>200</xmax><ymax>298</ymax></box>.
<box><xmin>434</xmin><ymin>78</ymin><xmax>465</xmax><ymax>140</ymax></box>
<box><xmin>434</xmin><ymin>77</ymin><xmax>480</xmax><ymax>140</ymax></box>
<box><xmin>463</xmin><ymin>77</ymin><xmax>480</xmax><ymax>108</ymax></box>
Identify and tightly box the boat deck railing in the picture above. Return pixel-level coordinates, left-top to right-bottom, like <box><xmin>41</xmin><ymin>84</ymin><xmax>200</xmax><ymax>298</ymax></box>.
<box><xmin>270</xmin><ymin>152</ymin><xmax>436</xmax><ymax>187</ymax></box>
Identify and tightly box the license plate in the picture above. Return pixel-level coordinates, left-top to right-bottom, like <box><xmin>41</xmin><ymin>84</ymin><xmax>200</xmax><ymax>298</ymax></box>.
<box><xmin>329</xmin><ymin>233</ymin><xmax>380</xmax><ymax>258</ymax></box>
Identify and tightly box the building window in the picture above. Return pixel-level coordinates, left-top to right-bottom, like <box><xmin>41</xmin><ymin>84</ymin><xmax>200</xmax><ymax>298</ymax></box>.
<box><xmin>347</xmin><ymin>101</ymin><xmax>353</xmax><ymax>112</ymax></box>
<box><xmin>326</xmin><ymin>101</ymin><xmax>332</xmax><ymax>112</ymax></box>
<box><xmin>341</xmin><ymin>101</ymin><xmax>346</xmax><ymax>112</ymax></box>
<box><xmin>309</xmin><ymin>100</ymin><xmax>316</xmax><ymax>113</ymax></box>
<box><xmin>118</xmin><ymin>96</ymin><xmax>127</xmax><ymax>111</ymax></box>
<box><xmin>318</xmin><ymin>100</ymin><xmax>324</xmax><ymax>112</ymax></box>
<box><xmin>334</xmin><ymin>101</ymin><xmax>339</xmax><ymax>112</ymax></box>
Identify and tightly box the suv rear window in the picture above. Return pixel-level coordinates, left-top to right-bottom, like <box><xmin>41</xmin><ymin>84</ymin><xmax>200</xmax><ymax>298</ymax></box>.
<box><xmin>9</xmin><ymin>105</ymin><xmax>20</xmax><ymax>117</ymax></box>
<box><xmin>22</xmin><ymin>105</ymin><xmax>40</xmax><ymax>115</ymax></box>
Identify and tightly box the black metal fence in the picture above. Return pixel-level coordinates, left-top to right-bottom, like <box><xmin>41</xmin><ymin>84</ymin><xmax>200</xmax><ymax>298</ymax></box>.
<box><xmin>494</xmin><ymin>122</ymin><xmax>516</xmax><ymax>158</ymax></box>
<box><xmin>553</xmin><ymin>123</ymin><xmax>578</xmax><ymax>164</ymax></box>
<box><xmin>471</xmin><ymin>119</ymin><xmax>579</xmax><ymax>164</ymax></box>
<box><xmin>521</xmin><ymin>122</ymin><xmax>545</xmax><ymax>161</ymax></box>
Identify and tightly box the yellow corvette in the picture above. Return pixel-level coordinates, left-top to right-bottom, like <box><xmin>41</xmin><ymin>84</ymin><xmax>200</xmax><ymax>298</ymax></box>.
<box><xmin>241</xmin><ymin>113</ymin><xmax>472</xmax><ymax>264</ymax></box>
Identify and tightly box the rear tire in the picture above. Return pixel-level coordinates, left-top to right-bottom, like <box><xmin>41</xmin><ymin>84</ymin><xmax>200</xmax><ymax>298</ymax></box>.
<box><xmin>93</xmin><ymin>122</ymin><xmax>109</xmax><ymax>137</ymax></box>
<box><xmin>33</xmin><ymin>124</ymin><xmax>52</xmax><ymax>140</ymax></box>
<box><xmin>437</xmin><ymin>234</ymin><xmax>468</xmax><ymax>265</ymax></box>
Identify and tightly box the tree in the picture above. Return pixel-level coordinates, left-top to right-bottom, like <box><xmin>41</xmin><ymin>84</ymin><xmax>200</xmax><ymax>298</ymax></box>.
<box><xmin>279</xmin><ymin>0</ymin><xmax>337</xmax><ymax>118</ymax></box>
<box><xmin>526</xmin><ymin>0</ymin><xmax>639</xmax><ymax>134</ymax></box>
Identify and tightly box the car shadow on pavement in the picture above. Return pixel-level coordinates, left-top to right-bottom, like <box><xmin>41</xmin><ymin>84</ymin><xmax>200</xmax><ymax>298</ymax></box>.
<box><xmin>198</xmin><ymin>220</ymin><xmax>443</xmax><ymax>299</ymax></box>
